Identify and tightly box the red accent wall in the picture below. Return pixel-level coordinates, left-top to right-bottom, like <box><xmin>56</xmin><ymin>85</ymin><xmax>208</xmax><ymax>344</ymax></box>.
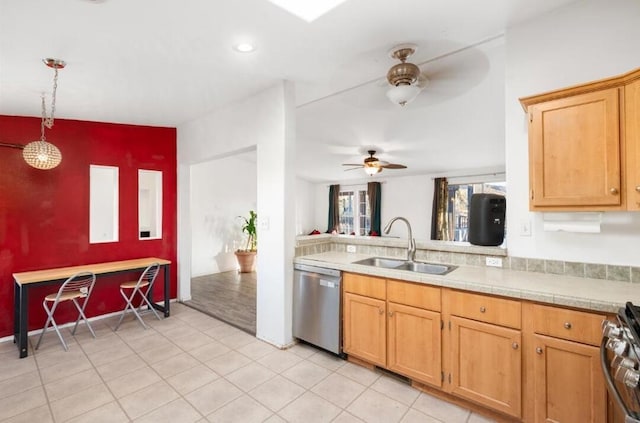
<box><xmin>0</xmin><ymin>115</ymin><xmax>177</xmax><ymax>337</ymax></box>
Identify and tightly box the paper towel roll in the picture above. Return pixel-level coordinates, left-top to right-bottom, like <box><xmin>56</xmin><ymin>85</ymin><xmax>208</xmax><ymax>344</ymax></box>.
<box><xmin>542</xmin><ymin>212</ymin><xmax>602</xmax><ymax>233</ymax></box>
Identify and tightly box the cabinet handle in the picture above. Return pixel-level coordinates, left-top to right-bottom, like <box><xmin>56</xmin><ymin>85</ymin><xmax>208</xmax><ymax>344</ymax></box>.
<box><xmin>636</xmin><ymin>186</ymin><xmax>640</xmax><ymax>193</ymax></box>
<box><xmin>536</xmin><ymin>347</ymin><xmax>543</xmax><ymax>355</ymax></box>
<box><xmin>379</xmin><ymin>308</ymin><xmax>384</xmax><ymax>315</ymax></box>
<box><xmin>388</xmin><ymin>311</ymin><xmax>394</xmax><ymax>317</ymax></box>
<box><xmin>610</xmin><ymin>187</ymin><xmax>619</xmax><ymax>195</ymax></box>
<box><xmin>512</xmin><ymin>342</ymin><xmax>519</xmax><ymax>350</ymax></box>
<box><xmin>564</xmin><ymin>322</ymin><xmax>572</xmax><ymax>329</ymax></box>
<box><xmin>480</xmin><ymin>306</ymin><xmax>486</xmax><ymax>313</ymax></box>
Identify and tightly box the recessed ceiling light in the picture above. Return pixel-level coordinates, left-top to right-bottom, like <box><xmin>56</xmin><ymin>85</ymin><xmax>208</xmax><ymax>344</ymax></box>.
<box><xmin>267</xmin><ymin>0</ymin><xmax>348</xmax><ymax>22</ymax></box>
<box><xmin>233</xmin><ymin>43</ymin><xmax>256</xmax><ymax>53</ymax></box>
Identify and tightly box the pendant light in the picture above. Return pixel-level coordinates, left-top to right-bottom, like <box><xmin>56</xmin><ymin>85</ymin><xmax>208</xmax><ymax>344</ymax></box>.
<box><xmin>22</xmin><ymin>58</ymin><xmax>65</xmax><ymax>170</ymax></box>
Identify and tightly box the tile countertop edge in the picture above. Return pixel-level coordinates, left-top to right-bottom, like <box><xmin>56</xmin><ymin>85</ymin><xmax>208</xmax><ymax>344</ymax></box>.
<box><xmin>293</xmin><ymin>252</ymin><xmax>640</xmax><ymax>314</ymax></box>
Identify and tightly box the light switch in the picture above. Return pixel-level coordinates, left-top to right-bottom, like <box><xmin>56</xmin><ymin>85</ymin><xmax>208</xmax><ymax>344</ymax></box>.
<box><xmin>260</xmin><ymin>216</ymin><xmax>270</xmax><ymax>231</ymax></box>
<box><xmin>520</xmin><ymin>218</ymin><xmax>532</xmax><ymax>237</ymax></box>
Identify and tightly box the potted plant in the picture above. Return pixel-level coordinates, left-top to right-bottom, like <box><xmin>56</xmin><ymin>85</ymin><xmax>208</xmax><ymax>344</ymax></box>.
<box><xmin>235</xmin><ymin>210</ymin><xmax>257</xmax><ymax>273</ymax></box>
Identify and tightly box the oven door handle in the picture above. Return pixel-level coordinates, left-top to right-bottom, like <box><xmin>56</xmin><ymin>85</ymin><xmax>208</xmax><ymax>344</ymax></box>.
<box><xmin>600</xmin><ymin>337</ymin><xmax>639</xmax><ymax>421</ymax></box>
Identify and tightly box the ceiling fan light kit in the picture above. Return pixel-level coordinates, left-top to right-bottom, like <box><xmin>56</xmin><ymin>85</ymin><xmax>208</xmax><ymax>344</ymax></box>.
<box><xmin>386</xmin><ymin>84</ymin><xmax>421</xmax><ymax>107</ymax></box>
<box><xmin>386</xmin><ymin>44</ymin><xmax>422</xmax><ymax>106</ymax></box>
<box><xmin>364</xmin><ymin>165</ymin><xmax>382</xmax><ymax>176</ymax></box>
<box><xmin>342</xmin><ymin>150</ymin><xmax>407</xmax><ymax>175</ymax></box>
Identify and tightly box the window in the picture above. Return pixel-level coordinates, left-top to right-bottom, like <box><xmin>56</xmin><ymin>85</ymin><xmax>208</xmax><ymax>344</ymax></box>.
<box><xmin>338</xmin><ymin>187</ymin><xmax>371</xmax><ymax>235</ymax></box>
<box><xmin>447</xmin><ymin>181</ymin><xmax>506</xmax><ymax>242</ymax></box>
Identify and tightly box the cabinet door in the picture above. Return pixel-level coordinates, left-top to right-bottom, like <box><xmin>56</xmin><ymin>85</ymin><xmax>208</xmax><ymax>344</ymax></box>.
<box><xmin>533</xmin><ymin>334</ymin><xmax>606</xmax><ymax>423</ymax></box>
<box><xmin>343</xmin><ymin>292</ymin><xmax>386</xmax><ymax>367</ymax></box>
<box><xmin>449</xmin><ymin>316</ymin><xmax>521</xmax><ymax>418</ymax></box>
<box><xmin>529</xmin><ymin>88</ymin><xmax>621</xmax><ymax>209</ymax></box>
<box><xmin>387</xmin><ymin>302</ymin><xmax>442</xmax><ymax>387</ymax></box>
<box><xmin>626</xmin><ymin>79</ymin><xmax>640</xmax><ymax>210</ymax></box>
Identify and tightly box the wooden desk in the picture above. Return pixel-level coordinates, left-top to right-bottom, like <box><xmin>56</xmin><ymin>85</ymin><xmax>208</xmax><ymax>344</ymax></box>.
<box><xmin>13</xmin><ymin>257</ymin><xmax>171</xmax><ymax>358</ymax></box>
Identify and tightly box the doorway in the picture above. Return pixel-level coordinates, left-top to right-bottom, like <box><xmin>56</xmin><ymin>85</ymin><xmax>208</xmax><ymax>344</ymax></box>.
<box><xmin>185</xmin><ymin>148</ymin><xmax>257</xmax><ymax>334</ymax></box>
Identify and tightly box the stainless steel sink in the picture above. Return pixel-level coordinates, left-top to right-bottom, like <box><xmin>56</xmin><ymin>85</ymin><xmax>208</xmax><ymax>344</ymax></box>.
<box><xmin>353</xmin><ymin>257</ymin><xmax>457</xmax><ymax>275</ymax></box>
<box><xmin>396</xmin><ymin>262</ymin><xmax>456</xmax><ymax>275</ymax></box>
<box><xmin>353</xmin><ymin>257</ymin><xmax>406</xmax><ymax>269</ymax></box>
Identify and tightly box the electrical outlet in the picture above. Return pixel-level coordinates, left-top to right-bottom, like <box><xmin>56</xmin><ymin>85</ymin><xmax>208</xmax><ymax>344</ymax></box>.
<box><xmin>346</xmin><ymin>245</ymin><xmax>357</xmax><ymax>253</ymax></box>
<box><xmin>486</xmin><ymin>257</ymin><xmax>503</xmax><ymax>267</ymax></box>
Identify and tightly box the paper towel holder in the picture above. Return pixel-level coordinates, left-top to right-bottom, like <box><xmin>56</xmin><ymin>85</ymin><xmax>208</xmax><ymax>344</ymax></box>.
<box><xmin>542</xmin><ymin>212</ymin><xmax>602</xmax><ymax>233</ymax></box>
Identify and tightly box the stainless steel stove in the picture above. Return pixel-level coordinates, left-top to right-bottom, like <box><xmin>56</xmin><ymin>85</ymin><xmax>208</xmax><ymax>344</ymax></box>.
<box><xmin>602</xmin><ymin>302</ymin><xmax>640</xmax><ymax>422</ymax></box>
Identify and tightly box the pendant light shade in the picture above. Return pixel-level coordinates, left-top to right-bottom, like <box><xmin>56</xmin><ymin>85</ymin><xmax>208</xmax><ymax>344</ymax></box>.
<box><xmin>22</xmin><ymin>140</ymin><xmax>62</xmax><ymax>170</ymax></box>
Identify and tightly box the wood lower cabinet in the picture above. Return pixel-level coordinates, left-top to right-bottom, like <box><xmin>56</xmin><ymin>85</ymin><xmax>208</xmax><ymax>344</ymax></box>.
<box><xmin>343</xmin><ymin>273</ymin><xmax>442</xmax><ymax>387</ymax></box>
<box><xmin>523</xmin><ymin>303</ymin><xmax>607</xmax><ymax>423</ymax></box>
<box><xmin>343</xmin><ymin>292</ymin><xmax>386</xmax><ymax>367</ymax></box>
<box><xmin>387</xmin><ymin>302</ymin><xmax>442</xmax><ymax>387</ymax></box>
<box><xmin>342</xmin><ymin>273</ymin><xmax>611</xmax><ymax>422</ymax></box>
<box><xmin>532</xmin><ymin>334</ymin><xmax>606</xmax><ymax>423</ymax></box>
<box><xmin>448</xmin><ymin>315</ymin><xmax>522</xmax><ymax>418</ymax></box>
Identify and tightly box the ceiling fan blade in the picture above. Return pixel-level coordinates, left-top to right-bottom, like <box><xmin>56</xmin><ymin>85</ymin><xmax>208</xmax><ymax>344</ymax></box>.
<box><xmin>344</xmin><ymin>166</ymin><xmax>364</xmax><ymax>172</ymax></box>
<box><xmin>342</xmin><ymin>163</ymin><xmax>364</xmax><ymax>167</ymax></box>
<box><xmin>381</xmin><ymin>163</ymin><xmax>407</xmax><ymax>169</ymax></box>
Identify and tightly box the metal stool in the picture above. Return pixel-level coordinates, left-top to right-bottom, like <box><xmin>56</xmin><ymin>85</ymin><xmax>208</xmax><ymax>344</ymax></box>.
<box><xmin>35</xmin><ymin>271</ymin><xmax>97</xmax><ymax>351</ymax></box>
<box><xmin>114</xmin><ymin>262</ymin><xmax>162</xmax><ymax>330</ymax></box>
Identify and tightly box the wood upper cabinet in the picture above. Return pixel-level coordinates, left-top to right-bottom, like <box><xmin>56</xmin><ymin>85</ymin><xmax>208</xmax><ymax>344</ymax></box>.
<box><xmin>387</xmin><ymin>302</ymin><xmax>442</xmax><ymax>387</ymax></box>
<box><xmin>448</xmin><ymin>315</ymin><xmax>522</xmax><ymax>418</ymax></box>
<box><xmin>343</xmin><ymin>292</ymin><xmax>386</xmax><ymax>367</ymax></box>
<box><xmin>520</xmin><ymin>67</ymin><xmax>640</xmax><ymax>211</ymax></box>
<box><xmin>532</xmin><ymin>334</ymin><xmax>606</xmax><ymax>423</ymax></box>
<box><xmin>528</xmin><ymin>89</ymin><xmax>621</xmax><ymax>209</ymax></box>
<box><xmin>626</xmin><ymin>78</ymin><xmax>640</xmax><ymax>210</ymax></box>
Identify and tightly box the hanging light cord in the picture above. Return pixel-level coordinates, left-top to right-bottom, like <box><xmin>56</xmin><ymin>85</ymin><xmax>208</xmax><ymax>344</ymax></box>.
<box><xmin>40</xmin><ymin>66</ymin><xmax>59</xmax><ymax>141</ymax></box>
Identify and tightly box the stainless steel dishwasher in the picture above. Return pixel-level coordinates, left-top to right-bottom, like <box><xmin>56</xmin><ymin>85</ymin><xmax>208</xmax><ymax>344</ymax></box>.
<box><xmin>293</xmin><ymin>264</ymin><xmax>342</xmax><ymax>355</ymax></box>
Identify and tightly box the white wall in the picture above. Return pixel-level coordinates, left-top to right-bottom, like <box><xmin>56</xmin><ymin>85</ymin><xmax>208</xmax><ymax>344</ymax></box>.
<box><xmin>382</xmin><ymin>175</ymin><xmax>433</xmax><ymax>239</ymax></box>
<box><xmin>190</xmin><ymin>156</ymin><xmax>257</xmax><ymax>276</ymax></box>
<box><xmin>295</xmin><ymin>177</ymin><xmax>316</xmax><ymax>235</ymax></box>
<box><xmin>178</xmin><ymin>82</ymin><xmax>297</xmax><ymax>347</ymax></box>
<box><xmin>505</xmin><ymin>0</ymin><xmax>640</xmax><ymax>265</ymax></box>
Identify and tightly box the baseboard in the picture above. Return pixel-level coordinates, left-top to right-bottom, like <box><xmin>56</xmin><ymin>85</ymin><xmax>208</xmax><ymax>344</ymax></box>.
<box><xmin>0</xmin><ymin>298</ymin><xmax>179</xmax><ymax>344</ymax></box>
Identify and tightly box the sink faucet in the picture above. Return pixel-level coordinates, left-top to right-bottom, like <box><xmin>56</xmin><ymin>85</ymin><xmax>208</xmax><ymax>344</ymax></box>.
<box><xmin>383</xmin><ymin>217</ymin><xmax>416</xmax><ymax>262</ymax></box>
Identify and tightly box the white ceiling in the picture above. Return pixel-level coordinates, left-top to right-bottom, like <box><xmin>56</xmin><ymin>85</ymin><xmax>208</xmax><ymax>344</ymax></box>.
<box><xmin>0</xmin><ymin>0</ymin><xmax>578</xmax><ymax>182</ymax></box>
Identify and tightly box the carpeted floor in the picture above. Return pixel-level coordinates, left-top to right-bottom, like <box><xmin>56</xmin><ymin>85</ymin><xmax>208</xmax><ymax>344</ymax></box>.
<box><xmin>185</xmin><ymin>270</ymin><xmax>257</xmax><ymax>334</ymax></box>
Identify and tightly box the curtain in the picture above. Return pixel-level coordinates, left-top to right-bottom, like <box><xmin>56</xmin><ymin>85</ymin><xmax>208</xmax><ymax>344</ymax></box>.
<box><xmin>431</xmin><ymin>177</ymin><xmax>450</xmax><ymax>240</ymax></box>
<box><xmin>367</xmin><ymin>182</ymin><xmax>381</xmax><ymax>236</ymax></box>
<box><xmin>327</xmin><ymin>184</ymin><xmax>340</xmax><ymax>233</ymax></box>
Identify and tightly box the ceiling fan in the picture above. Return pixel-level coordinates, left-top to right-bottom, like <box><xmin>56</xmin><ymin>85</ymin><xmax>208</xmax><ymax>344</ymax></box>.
<box><xmin>386</xmin><ymin>44</ymin><xmax>428</xmax><ymax>106</ymax></box>
<box><xmin>342</xmin><ymin>150</ymin><xmax>407</xmax><ymax>175</ymax></box>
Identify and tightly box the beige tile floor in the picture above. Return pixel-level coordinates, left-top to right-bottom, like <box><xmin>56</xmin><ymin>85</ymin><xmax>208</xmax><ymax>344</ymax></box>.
<box><xmin>0</xmin><ymin>303</ymin><xmax>496</xmax><ymax>423</ymax></box>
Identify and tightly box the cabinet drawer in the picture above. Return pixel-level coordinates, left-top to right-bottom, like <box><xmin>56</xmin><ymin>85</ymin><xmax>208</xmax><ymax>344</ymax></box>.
<box><xmin>448</xmin><ymin>290</ymin><xmax>521</xmax><ymax>329</ymax></box>
<box><xmin>532</xmin><ymin>304</ymin><xmax>605</xmax><ymax>346</ymax></box>
<box><xmin>387</xmin><ymin>279</ymin><xmax>440</xmax><ymax>311</ymax></box>
<box><xmin>343</xmin><ymin>273</ymin><xmax>386</xmax><ymax>300</ymax></box>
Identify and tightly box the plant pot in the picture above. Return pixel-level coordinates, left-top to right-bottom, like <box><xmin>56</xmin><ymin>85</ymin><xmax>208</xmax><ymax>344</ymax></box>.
<box><xmin>235</xmin><ymin>251</ymin><xmax>257</xmax><ymax>273</ymax></box>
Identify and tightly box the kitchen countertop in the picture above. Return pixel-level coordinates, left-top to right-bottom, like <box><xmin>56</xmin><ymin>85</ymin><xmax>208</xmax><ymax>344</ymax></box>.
<box><xmin>294</xmin><ymin>252</ymin><xmax>640</xmax><ymax>313</ymax></box>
